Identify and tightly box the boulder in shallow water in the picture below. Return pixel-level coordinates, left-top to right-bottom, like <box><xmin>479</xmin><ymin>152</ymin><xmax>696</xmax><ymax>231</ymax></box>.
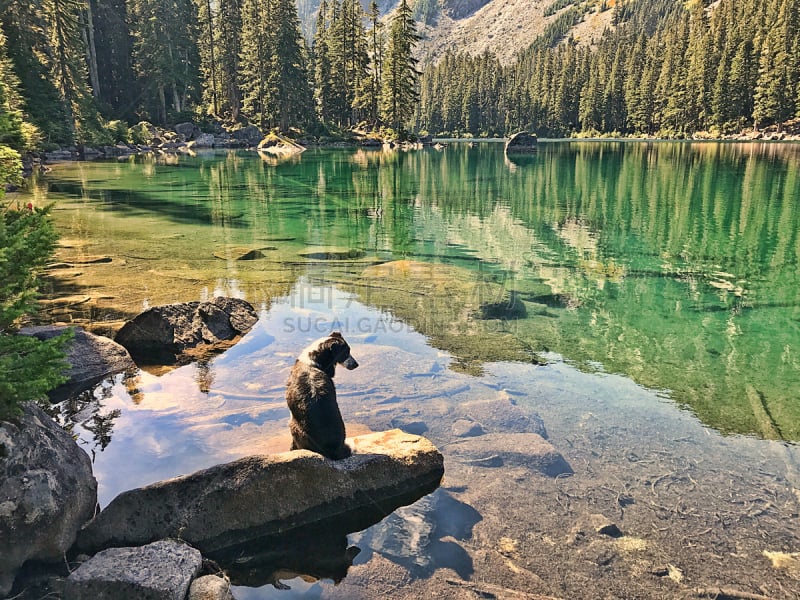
<box><xmin>63</xmin><ymin>539</ymin><xmax>201</xmax><ymax>600</ymax></box>
<box><xmin>505</xmin><ymin>131</ymin><xmax>538</xmax><ymax>153</ymax></box>
<box><xmin>114</xmin><ymin>297</ymin><xmax>258</xmax><ymax>365</ymax></box>
<box><xmin>0</xmin><ymin>403</ymin><xmax>97</xmax><ymax>597</ymax></box>
<box><xmin>76</xmin><ymin>430</ymin><xmax>444</xmax><ymax>555</ymax></box>
<box><xmin>19</xmin><ymin>326</ymin><xmax>135</xmax><ymax>402</ymax></box>
<box><xmin>446</xmin><ymin>432</ymin><xmax>571</xmax><ymax>476</ymax></box>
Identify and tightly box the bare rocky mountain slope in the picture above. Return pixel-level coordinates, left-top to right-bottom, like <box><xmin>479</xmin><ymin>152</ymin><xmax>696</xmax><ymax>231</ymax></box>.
<box><xmin>298</xmin><ymin>0</ymin><xmax>614</xmax><ymax>66</ymax></box>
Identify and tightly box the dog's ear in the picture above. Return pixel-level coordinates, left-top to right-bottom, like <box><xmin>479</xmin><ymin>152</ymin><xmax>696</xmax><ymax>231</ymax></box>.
<box><xmin>330</xmin><ymin>331</ymin><xmax>343</xmax><ymax>339</ymax></box>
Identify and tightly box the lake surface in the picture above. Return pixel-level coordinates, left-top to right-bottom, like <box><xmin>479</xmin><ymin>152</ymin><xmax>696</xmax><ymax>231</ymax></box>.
<box><xmin>20</xmin><ymin>142</ymin><xmax>800</xmax><ymax>598</ymax></box>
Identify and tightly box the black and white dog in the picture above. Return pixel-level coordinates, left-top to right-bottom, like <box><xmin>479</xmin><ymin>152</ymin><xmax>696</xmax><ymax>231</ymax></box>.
<box><xmin>285</xmin><ymin>332</ymin><xmax>358</xmax><ymax>460</ymax></box>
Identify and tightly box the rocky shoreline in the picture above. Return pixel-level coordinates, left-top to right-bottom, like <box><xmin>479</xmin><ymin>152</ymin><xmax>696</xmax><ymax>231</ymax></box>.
<box><xmin>1</xmin><ymin>298</ymin><xmax>447</xmax><ymax>599</ymax></box>
<box><xmin>25</xmin><ymin>119</ymin><xmax>800</xmax><ymax>174</ymax></box>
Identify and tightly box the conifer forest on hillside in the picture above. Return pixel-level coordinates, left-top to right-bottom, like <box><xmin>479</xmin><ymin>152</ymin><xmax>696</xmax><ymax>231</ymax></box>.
<box><xmin>1</xmin><ymin>0</ymin><xmax>799</xmax><ymax>148</ymax></box>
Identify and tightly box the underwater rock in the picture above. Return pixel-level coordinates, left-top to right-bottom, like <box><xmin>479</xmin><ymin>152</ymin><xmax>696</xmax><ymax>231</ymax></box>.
<box><xmin>456</xmin><ymin>396</ymin><xmax>547</xmax><ymax>438</ymax></box>
<box><xmin>0</xmin><ymin>403</ymin><xmax>97</xmax><ymax>597</ymax></box>
<box><xmin>114</xmin><ymin>297</ymin><xmax>258</xmax><ymax>365</ymax></box>
<box><xmin>19</xmin><ymin>326</ymin><xmax>135</xmax><ymax>402</ymax></box>
<box><xmin>446</xmin><ymin>433</ymin><xmax>572</xmax><ymax>477</ymax></box>
<box><xmin>63</xmin><ymin>539</ymin><xmax>201</xmax><ymax>600</ymax></box>
<box><xmin>76</xmin><ymin>430</ymin><xmax>444</xmax><ymax>555</ymax></box>
<box><xmin>478</xmin><ymin>291</ymin><xmax>528</xmax><ymax>320</ymax></box>
<box><xmin>298</xmin><ymin>248</ymin><xmax>367</xmax><ymax>260</ymax></box>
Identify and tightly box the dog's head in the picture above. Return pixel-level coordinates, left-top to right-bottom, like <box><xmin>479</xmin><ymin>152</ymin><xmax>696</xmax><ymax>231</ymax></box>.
<box><xmin>298</xmin><ymin>331</ymin><xmax>358</xmax><ymax>377</ymax></box>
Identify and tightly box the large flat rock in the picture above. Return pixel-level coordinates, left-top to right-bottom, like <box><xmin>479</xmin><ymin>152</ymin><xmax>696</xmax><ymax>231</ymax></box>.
<box><xmin>77</xmin><ymin>430</ymin><xmax>444</xmax><ymax>555</ymax></box>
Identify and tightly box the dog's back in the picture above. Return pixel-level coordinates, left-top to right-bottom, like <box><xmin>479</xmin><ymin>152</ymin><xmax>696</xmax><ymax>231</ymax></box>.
<box><xmin>285</xmin><ymin>332</ymin><xmax>357</xmax><ymax>460</ymax></box>
<box><xmin>286</xmin><ymin>361</ymin><xmax>350</xmax><ymax>459</ymax></box>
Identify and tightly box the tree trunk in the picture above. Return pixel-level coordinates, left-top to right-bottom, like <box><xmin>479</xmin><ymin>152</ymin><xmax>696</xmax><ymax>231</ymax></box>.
<box><xmin>159</xmin><ymin>85</ymin><xmax>167</xmax><ymax>124</ymax></box>
<box><xmin>81</xmin><ymin>1</ymin><xmax>101</xmax><ymax>98</ymax></box>
<box><xmin>206</xmin><ymin>0</ymin><xmax>219</xmax><ymax>114</ymax></box>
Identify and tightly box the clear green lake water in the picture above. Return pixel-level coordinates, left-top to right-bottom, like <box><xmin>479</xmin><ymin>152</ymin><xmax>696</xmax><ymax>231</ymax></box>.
<box><xmin>30</xmin><ymin>141</ymin><xmax>800</xmax><ymax>440</ymax></box>
<box><xmin>17</xmin><ymin>141</ymin><xmax>800</xmax><ymax>596</ymax></box>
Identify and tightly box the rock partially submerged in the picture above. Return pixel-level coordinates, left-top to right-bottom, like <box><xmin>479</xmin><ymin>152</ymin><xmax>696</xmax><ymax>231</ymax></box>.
<box><xmin>77</xmin><ymin>430</ymin><xmax>444</xmax><ymax>555</ymax></box>
<box><xmin>19</xmin><ymin>326</ymin><xmax>135</xmax><ymax>402</ymax></box>
<box><xmin>0</xmin><ymin>403</ymin><xmax>97</xmax><ymax>597</ymax></box>
<box><xmin>505</xmin><ymin>131</ymin><xmax>538</xmax><ymax>153</ymax></box>
<box><xmin>114</xmin><ymin>297</ymin><xmax>258</xmax><ymax>365</ymax></box>
<box><xmin>257</xmin><ymin>133</ymin><xmax>305</xmax><ymax>155</ymax></box>
<box><xmin>63</xmin><ymin>539</ymin><xmax>202</xmax><ymax>600</ymax></box>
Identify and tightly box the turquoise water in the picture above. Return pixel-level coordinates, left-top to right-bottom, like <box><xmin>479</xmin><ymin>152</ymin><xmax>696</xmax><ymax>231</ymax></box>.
<box><xmin>32</xmin><ymin>142</ymin><xmax>800</xmax><ymax>440</ymax></box>
<box><xmin>19</xmin><ymin>142</ymin><xmax>800</xmax><ymax>597</ymax></box>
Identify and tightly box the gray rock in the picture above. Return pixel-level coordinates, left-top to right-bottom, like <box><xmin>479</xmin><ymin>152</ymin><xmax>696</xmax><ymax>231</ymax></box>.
<box><xmin>114</xmin><ymin>297</ymin><xmax>258</xmax><ymax>365</ymax></box>
<box><xmin>192</xmin><ymin>133</ymin><xmax>215</xmax><ymax>148</ymax></box>
<box><xmin>0</xmin><ymin>403</ymin><xmax>97</xmax><ymax>596</ymax></box>
<box><xmin>63</xmin><ymin>539</ymin><xmax>201</xmax><ymax>600</ymax></box>
<box><xmin>505</xmin><ymin>131</ymin><xmax>538</xmax><ymax>153</ymax></box>
<box><xmin>174</xmin><ymin>122</ymin><xmax>200</xmax><ymax>140</ymax></box>
<box><xmin>445</xmin><ymin>432</ymin><xmax>572</xmax><ymax>477</ymax></box>
<box><xmin>390</xmin><ymin>417</ymin><xmax>428</xmax><ymax>435</ymax></box>
<box><xmin>229</xmin><ymin>125</ymin><xmax>262</xmax><ymax>145</ymax></box>
<box><xmin>452</xmin><ymin>418</ymin><xmax>485</xmax><ymax>438</ymax></box>
<box><xmin>76</xmin><ymin>430</ymin><xmax>444</xmax><ymax>555</ymax></box>
<box><xmin>456</xmin><ymin>396</ymin><xmax>547</xmax><ymax>438</ymax></box>
<box><xmin>589</xmin><ymin>513</ymin><xmax>623</xmax><ymax>538</ymax></box>
<box><xmin>188</xmin><ymin>575</ymin><xmax>235</xmax><ymax>600</ymax></box>
<box><xmin>19</xmin><ymin>326</ymin><xmax>136</xmax><ymax>402</ymax></box>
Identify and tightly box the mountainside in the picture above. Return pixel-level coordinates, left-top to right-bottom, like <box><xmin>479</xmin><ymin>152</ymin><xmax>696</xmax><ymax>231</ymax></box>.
<box><xmin>297</xmin><ymin>0</ymin><xmax>615</xmax><ymax>66</ymax></box>
<box><xmin>415</xmin><ymin>0</ymin><xmax>613</xmax><ymax>65</ymax></box>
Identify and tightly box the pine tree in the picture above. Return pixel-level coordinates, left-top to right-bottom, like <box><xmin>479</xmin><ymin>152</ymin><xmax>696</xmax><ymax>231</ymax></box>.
<box><xmin>216</xmin><ymin>0</ymin><xmax>243</xmax><ymax>121</ymax></box>
<box><xmin>197</xmin><ymin>0</ymin><xmax>220</xmax><ymax>115</ymax></box>
<box><xmin>128</xmin><ymin>0</ymin><xmax>200</xmax><ymax>123</ymax></box>
<box><xmin>361</xmin><ymin>0</ymin><xmax>384</xmax><ymax>126</ymax></box>
<box><xmin>239</xmin><ymin>0</ymin><xmax>311</xmax><ymax>131</ymax></box>
<box><xmin>0</xmin><ymin>30</ymin><xmax>27</xmax><ymax>149</ymax></box>
<box><xmin>380</xmin><ymin>0</ymin><xmax>420</xmax><ymax>135</ymax></box>
<box><xmin>91</xmin><ymin>0</ymin><xmax>136</xmax><ymax>119</ymax></box>
<box><xmin>268</xmin><ymin>0</ymin><xmax>312</xmax><ymax>130</ymax></box>
<box><xmin>238</xmin><ymin>0</ymin><xmax>273</xmax><ymax>129</ymax></box>
<box><xmin>0</xmin><ymin>147</ymin><xmax>70</xmax><ymax>418</ymax></box>
<box><xmin>313</xmin><ymin>0</ymin><xmax>337</xmax><ymax>123</ymax></box>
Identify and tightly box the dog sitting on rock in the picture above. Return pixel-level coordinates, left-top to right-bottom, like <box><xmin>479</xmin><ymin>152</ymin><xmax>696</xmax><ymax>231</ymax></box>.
<box><xmin>285</xmin><ymin>332</ymin><xmax>358</xmax><ymax>460</ymax></box>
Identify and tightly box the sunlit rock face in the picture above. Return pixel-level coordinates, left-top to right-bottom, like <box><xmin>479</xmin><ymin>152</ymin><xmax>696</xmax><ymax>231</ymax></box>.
<box><xmin>76</xmin><ymin>430</ymin><xmax>444</xmax><ymax>555</ymax></box>
<box><xmin>114</xmin><ymin>297</ymin><xmax>259</xmax><ymax>366</ymax></box>
<box><xmin>0</xmin><ymin>403</ymin><xmax>97</xmax><ymax>597</ymax></box>
<box><xmin>19</xmin><ymin>326</ymin><xmax>135</xmax><ymax>402</ymax></box>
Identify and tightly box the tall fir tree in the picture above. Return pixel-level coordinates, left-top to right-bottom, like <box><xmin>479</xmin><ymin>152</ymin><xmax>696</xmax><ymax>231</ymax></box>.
<box><xmin>216</xmin><ymin>0</ymin><xmax>243</xmax><ymax>121</ymax></box>
<box><xmin>238</xmin><ymin>0</ymin><xmax>273</xmax><ymax>130</ymax></box>
<box><xmin>197</xmin><ymin>0</ymin><xmax>220</xmax><ymax>115</ymax></box>
<box><xmin>380</xmin><ymin>0</ymin><xmax>420</xmax><ymax>134</ymax></box>
<box><xmin>91</xmin><ymin>0</ymin><xmax>136</xmax><ymax>119</ymax></box>
<box><xmin>127</xmin><ymin>0</ymin><xmax>200</xmax><ymax>124</ymax></box>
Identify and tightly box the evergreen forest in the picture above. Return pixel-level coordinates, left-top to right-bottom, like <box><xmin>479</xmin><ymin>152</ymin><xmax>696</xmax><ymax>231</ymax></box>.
<box><xmin>0</xmin><ymin>0</ymin><xmax>799</xmax><ymax>151</ymax></box>
<box><xmin>416</xmin><ymin>0</ymin><xmax>800</xmax><ymax>137</ymax></box>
